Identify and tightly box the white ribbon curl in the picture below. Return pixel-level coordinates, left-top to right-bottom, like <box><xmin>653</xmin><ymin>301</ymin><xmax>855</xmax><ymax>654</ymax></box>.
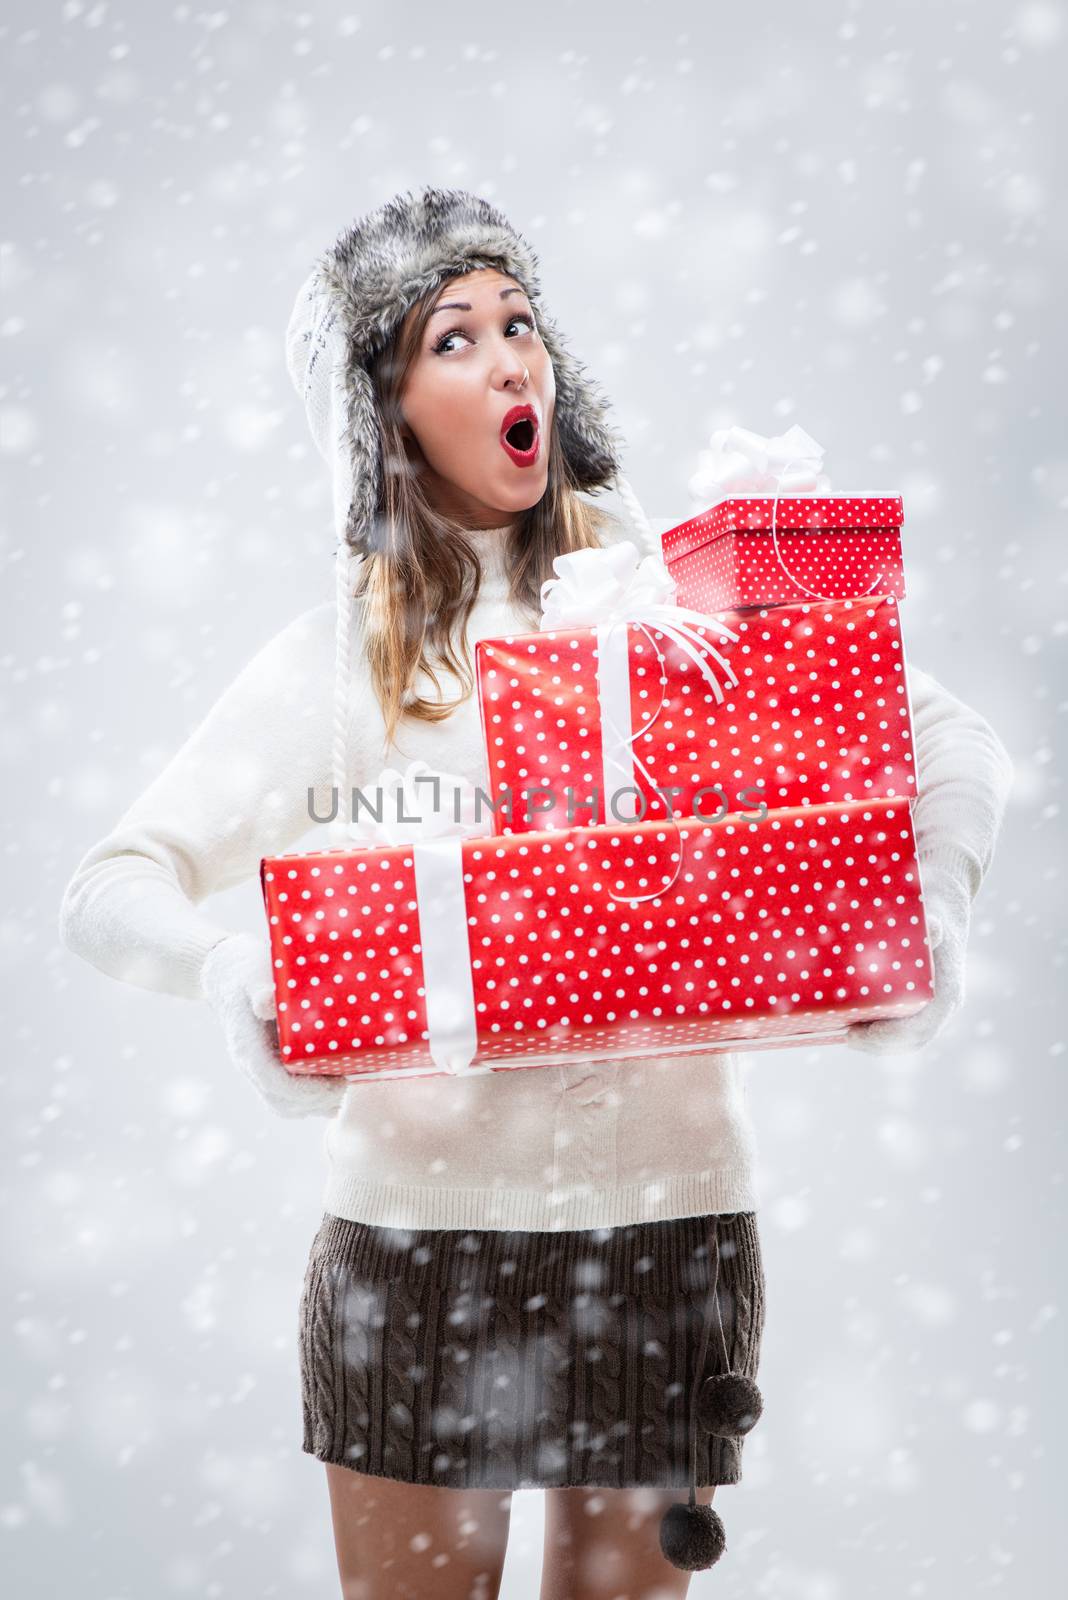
<box><xmin>539</xmin><ymin>541</ymin><xmax>738</xmax><ymax>822</ymax></box>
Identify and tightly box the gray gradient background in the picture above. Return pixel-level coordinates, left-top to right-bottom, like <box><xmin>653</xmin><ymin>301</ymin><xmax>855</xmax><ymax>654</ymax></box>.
<box><xmin>4</xmin><ymin>0</ymin><xmax>1065</xmax><ymax>1595</ymax></box>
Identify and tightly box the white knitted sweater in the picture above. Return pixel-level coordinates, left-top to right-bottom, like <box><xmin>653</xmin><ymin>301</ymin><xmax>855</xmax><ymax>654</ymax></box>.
<box><xmin>59</xmin><ymin>517</ymin><xmax>1012</xmax><ymax>1231</ymax></box>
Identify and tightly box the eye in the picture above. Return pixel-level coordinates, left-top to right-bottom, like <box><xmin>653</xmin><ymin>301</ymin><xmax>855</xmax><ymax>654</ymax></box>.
<box><xmin>431</xmin><ymin>325</ymin><xmax>469</xmax><ymax>355</ymax></box>
<box><xmin>431</xmin><ymin>312</ymin><xmax>537</xmax><ymax>356</ymax></box>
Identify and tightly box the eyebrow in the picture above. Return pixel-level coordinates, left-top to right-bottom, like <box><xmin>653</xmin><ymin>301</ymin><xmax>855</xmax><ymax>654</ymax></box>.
<box><xmin>429</xmin><ymin>286</ymin><xmax>528</xmax><ymax>317</ymax></box>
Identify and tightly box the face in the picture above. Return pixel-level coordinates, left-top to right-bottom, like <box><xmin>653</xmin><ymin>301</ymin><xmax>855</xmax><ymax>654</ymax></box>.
<box><xmin>397</xmin><ymin>267</ymin><xmax>556</xmax><ymax>529</ymax></box>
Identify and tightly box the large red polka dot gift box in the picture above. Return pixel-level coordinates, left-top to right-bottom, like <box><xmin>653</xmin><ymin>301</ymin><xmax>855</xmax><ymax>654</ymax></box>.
<box><xmin>662</xmin><ymin>424</ymin><xmax>904</xmax><ymax>612</ymax></box>
<box><xmin>259</xmin><ymin>786</ymin><xmax>933</xmax><ymax>1083</ymax></box>
<box><xmin>475</xmin><ymin>593</ymin><xmax>916</xmax><ymax>836</ymax></box>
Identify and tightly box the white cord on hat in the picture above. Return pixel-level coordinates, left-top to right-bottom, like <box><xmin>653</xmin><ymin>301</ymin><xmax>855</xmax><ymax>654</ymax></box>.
<box><xmin>330</xmin><ymin>541</ymin><xmax>359</xmax><ymax>849</ymax></box>
<box><xmin>613</xmin><ymin>472</ymin><xmax>660</xmax><ymax>561</ymax></box>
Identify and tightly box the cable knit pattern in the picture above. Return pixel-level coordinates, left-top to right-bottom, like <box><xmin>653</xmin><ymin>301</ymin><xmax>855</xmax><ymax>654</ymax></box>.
<box><xmin>298</xmin><ymin>1210</ymin><xmax>762</xmax><ymax>1489</ymax></box>
<box><xmin>58</xmin><ymin>509</ymin><xmax>1012</xmax><ymax>1231</ymax></box>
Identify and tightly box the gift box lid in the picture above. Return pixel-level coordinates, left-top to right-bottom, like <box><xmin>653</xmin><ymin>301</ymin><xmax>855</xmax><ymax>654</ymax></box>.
<box><xmin>662</xmin><ymin>494</ymin><xmax>904</xmax><ymax>564</ymax></box>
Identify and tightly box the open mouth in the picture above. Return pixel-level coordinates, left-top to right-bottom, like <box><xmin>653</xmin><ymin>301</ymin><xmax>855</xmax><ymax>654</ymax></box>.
<box><xmin>506</xmin><ymin>417</ymin><xmax>536</xmax><ymax>450</ymax></box>
<box><xmin>499</xmin><ymin>405</ymin><xmax>540</xmax><ymax>466</ymax></box>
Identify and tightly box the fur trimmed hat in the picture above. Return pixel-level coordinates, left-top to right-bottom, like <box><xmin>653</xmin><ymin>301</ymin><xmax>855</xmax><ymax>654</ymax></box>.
<box><xmin>285</xmin><ymin>184</ymin><xmax>636</xmax><ymax>555</ymax></box>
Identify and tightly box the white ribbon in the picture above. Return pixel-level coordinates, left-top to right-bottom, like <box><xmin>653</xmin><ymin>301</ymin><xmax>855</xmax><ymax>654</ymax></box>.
<box><xmin>539</xmin><ymin>541</ymin><xmax>738</xmax><ymax>821</ymax></box>
<box><xmin>686</xmin><ymin>423</ymin><xmax>830</xmax><ymax>503</ymax></box>
<box><xmin>411</xmin><ymin>836</ymin><xmax>480</xmax><ymax>1076</ymax></box>
<box><xmin>340</xmin><ymin>759</ymin><xmax>491</xmax><ymax>1075</ymax></box>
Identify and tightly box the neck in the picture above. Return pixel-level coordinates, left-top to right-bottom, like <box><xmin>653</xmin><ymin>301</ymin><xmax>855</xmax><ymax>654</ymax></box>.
<box><xmin>459</xmin><ymin>522</ymin><xmax>514</xmax><ymax>587</ymax></box>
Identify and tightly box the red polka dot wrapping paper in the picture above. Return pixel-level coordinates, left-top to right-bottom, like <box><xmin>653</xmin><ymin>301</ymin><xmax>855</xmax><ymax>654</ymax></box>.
<box><xmin>259</xmin><ymin>797</ymin><xmax>932</xmax><ymax>1082</ymax></box>
<box><xmin>661</xmin><ymin>494</ymin><xmax>905</xmax><ymax>612</ymax></box>
<box><xmin>474</xmin><ymin>597</ymin><xmax>916</xmax><ymax>835</ymax></box>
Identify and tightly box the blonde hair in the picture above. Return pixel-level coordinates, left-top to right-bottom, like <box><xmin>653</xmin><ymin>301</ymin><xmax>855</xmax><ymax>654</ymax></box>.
<box><xmin>350</xmin><ymin>273</ymin><xmax>615</xmax><ymax>748</ymax></box>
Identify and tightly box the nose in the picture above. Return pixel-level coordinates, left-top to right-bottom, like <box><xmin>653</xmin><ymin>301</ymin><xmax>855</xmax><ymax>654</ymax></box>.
<box><xmin>494</xmin><ymin>340</ymin><xmax>530</xmax><ymax>392</ymax></box>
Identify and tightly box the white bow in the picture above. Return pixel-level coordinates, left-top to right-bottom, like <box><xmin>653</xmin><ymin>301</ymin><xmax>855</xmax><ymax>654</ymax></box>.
<box><xmin>539</xmin><ymin>540</ymin><xmax>738</xmax><ymax>819</ymax></box>
<box><xmin>687</xmin><ymin>423</ymin><xmax>830</xmax><ymax>503</ymax></box>
<box><xmin>540</xmin><ymin>541</ymin><xmax>682</xmax><ymax>630</ymax></box>
<box><xmin>341</xmin><ymin>757</ymin><xmax>493</xmax><ymax>847</ymax></box>
<box><xmin>539</xmin><ymin>539</ymin><xmax>737</xmax><ymax>704</ymax></box>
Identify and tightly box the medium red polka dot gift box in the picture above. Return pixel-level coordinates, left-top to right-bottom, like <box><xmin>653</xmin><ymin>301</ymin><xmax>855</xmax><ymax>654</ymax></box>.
<box><xmin>661</xmin><ymin>494</ymin><xmax>906</xmax><ymax>614</ymax></box>
<box><xmin>475</xmin><ymin>596</ymin><xmax>916</xmax><ymax>835</ymax></box>
<box><xmin>672</xmin><ymin>424</ymin><xmax>904</xmax><ymax>610</ymax></box>
<box><xmin>259</xmin><ymin>797</ymin><xmax>933</xmax><ymax>1082</ymax></box>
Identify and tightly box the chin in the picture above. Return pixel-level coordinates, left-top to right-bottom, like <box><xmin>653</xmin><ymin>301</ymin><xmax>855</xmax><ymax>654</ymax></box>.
<box><xmin>496</xmin><ymin>469</ymin><xmax>550</xmax><ymax>514</ymax></box>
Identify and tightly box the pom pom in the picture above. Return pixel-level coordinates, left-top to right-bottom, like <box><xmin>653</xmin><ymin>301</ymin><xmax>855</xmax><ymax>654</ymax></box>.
<box><xmin>696</xmin><ymin>1371</ymin><xmax>764</xmax><ymax>1437</ymax></box>
<box><xmin>658</xmin><ymin>1500</ymin><xmax>726</xmax><ymax>1572</ymax></box>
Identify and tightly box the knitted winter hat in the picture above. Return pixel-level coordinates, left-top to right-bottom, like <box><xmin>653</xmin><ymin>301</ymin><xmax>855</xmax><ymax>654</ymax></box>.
<box><xmin>283</xmin><ymin>185</ymin><xmax>657</xmax><ymax>837</ymax></box>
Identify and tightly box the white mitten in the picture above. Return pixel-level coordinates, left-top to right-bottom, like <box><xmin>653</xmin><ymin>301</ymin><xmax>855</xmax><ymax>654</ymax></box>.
<box><xmin>846</xmin><ymin>867</ymin><xmax>971</xmax><ymax>1055</ymax></box>
<box><xmin>199</xmin><ymin>932</ymin><xmax>348</xmax><ymax>1119</ymax></box>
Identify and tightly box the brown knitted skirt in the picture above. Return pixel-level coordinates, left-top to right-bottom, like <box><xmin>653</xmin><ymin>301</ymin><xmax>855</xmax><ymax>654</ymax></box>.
<box><xmin>298</xmin><ymin>1209</ymin><xmax>766</xmax><ymax>1491</ymax></box>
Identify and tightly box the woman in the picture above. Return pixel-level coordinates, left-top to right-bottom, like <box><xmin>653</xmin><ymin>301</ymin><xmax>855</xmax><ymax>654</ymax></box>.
<box><xmin>59</xmin><ymin>187</ymin><xmax>1012</xmax><ymax>1599</ymax></box>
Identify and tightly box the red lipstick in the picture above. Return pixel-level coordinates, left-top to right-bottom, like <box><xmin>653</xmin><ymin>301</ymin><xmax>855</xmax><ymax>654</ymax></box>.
<box><xmin>499</xmin><ymin>404</ymin><xmax>540</xmax><ymax>468</ymax></box>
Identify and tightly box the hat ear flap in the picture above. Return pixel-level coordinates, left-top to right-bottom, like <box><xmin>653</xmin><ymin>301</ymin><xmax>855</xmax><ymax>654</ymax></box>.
<box><xmin>535</xmin><ymin>311</ymin><xmax>622</xmax><ymax>491</ymax></box>
<box><xmin>341</xmin><ymin>360</ymin><xmax>382</xmax><ymax>556</ymax></box>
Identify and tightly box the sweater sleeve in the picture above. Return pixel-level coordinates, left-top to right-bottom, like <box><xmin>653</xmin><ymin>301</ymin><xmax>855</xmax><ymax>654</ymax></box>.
<box><xmin>906</xmin><ymin>660</ymin><xmax>1014</xmax><ymax>899</ymax></box>
<box><xmin>58</xmin><ymin>601</ymin><xmax>338</xmax><ymax>1002</ymax></box>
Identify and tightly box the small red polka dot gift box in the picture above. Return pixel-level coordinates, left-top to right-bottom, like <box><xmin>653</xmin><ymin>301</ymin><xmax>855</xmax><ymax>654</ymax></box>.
<box><xmin>475</xmin><ymin>594</ymin><xmax>916</xmax><ymax>835</ymax></box>
<box><xmin>259</xmin><ymin>795</ymin><xmax>932</xmax><ymax>1082</ymax></box>
<box><xmin>661</xmin><ymin>494</ymin><xmax>906</xmax><ymax>614</ymax></box>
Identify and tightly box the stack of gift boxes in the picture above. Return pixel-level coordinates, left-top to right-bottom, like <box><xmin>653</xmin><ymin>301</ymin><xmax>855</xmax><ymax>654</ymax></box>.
<box><xmin>261</xmin><ymin>492</ymin><xmax>933</xmax><ymax>1082</ymax></box>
